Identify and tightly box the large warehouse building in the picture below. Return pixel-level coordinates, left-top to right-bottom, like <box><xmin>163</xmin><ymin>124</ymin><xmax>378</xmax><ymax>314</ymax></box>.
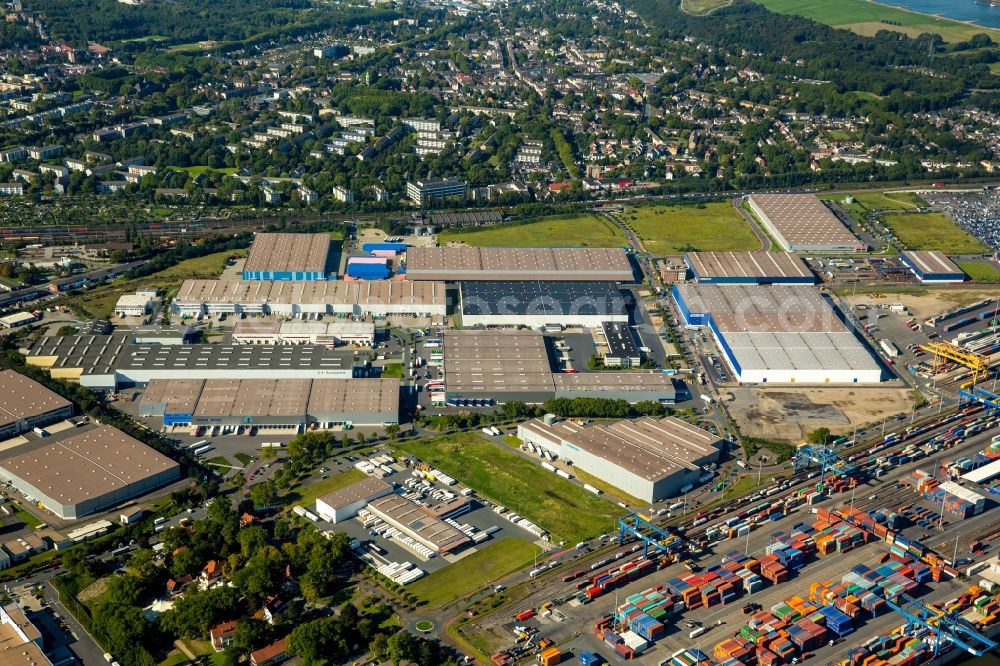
<box><xmin>673</xmin><ymin>283</ymin><xmax>883</xmax><ymax>384</ymax></box>
<box><xmin>685</xmin><ymin>252</ymin><xmax>815</xmax><ymax>285</ymax></box>
<box><xmin>242</xmin><ymin>233</ymin><xmax>334</xmax><ymax>281</ymax></box>
<box><xmin>232</xmin><ymin>320</ymin><xmax>375</xmax><ymax>346</ymax></box>
<box><xmin>27</xmin><ymin>334</ymin><xmax>359</xmax><ymax>389</ymax></box>
<box><xmin>172</xmin><ymin>279</ymin><xmax>446</xmax><ymax>318</ymax></box>
<box><xmin>746</xmin><ymin>195</ymin><xmax>865</xmax><ymax>253</ymax></box>
<box><xmin>459</xmin><ymin>281</ymin><xmax>628</xmax><ymax>328</ymax></box>
<box><xmin>900</xmin><ymin>251</ymin><xmax>965</xmax><ymax>283</ymax></box>
<box><xmin>0</xmin><ymin>370</ymin><xmax>74</xmax><ymax>440</ymax></box>
<box><xmin>138</xmin><ymin>377</ymin><xmax>399</xmax><ymax>428</ymax></box>
<box><xmin>0</xmin><ymin>425</ymin><xmax>181</xmax><ymax>520</ymax></box>
<box><xmin>441</xmin><ymin>330</ymin><xmax>684</xmax><ymax>404</ymax></box>
<box><xmin>405</xmin><ymin>247</ymin><xmax>634</xmax><ymax>282</ymax></box>
<box><xmin>518</xmin><ymin>416</ymin><xmax>723</xmax><ymax>502</ymax></box>
<box><xmin>315</xmin><ymin>477</ymin><xmax>394</xmax><ymax>523</ymax></box>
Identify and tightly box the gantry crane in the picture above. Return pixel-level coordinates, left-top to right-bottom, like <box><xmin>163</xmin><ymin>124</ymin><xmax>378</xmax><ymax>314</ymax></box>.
<box><xmin>920</xmin><ymin>341</ymin><xmax>991</xmax><ymax>384</ymax></box>
<box><xmin>884</xmin><ymin>594</ymin><xmax>998</xmax><ymax>657</ymax></box>
<box><xmin>793</xmin><ymin>445</ymin><xmax>855</xmax><ymax>487</ymax></box>
<box><xmin>617</xmin><ymin>513</ymin><xmax>684</xmax><ymax>559</ymax></box>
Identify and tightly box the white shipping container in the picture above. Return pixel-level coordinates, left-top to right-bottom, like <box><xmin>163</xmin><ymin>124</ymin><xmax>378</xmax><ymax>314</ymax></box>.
<box><xmin>541</xmin><ymin>462</ymin><xmax>556</xmax><ymax>472</ymax></box>
<box><xmin>583</xmin><ymin>484</ymin><xmax>602</xmax><ymax>495</ymax></box>
<box><xmin>556</xmin><ymin>470</ymin><xmax>571</xmax><ymax>479</ymax></box>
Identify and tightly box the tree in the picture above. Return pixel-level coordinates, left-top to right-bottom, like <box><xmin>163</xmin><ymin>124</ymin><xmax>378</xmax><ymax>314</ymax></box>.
<box><xmin>250</xmin><ymin>479</ymin><xmax>277</xmax><ymax>508</ymax></box>
<box><xmin>370</xmin><ymin>633</ymin><xmax>390</xmax><ymax>661</ymax></box>
<box><xmin>231</xmin><ymin>618</ymin><xmax>272</xmax><ymax>656</ymax></box>
<box><xmin>385</xmin><ymin>424</ymin><xmax>400</xmax><ymax>439</ymax></box>
<box><xmin>807</xmin><ymin>427</ymin><xmax>831</xmax><ymax>445</ymax></box>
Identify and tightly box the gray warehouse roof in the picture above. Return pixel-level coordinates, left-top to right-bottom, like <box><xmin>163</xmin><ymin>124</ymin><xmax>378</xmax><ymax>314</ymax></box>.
<box><xmin>0</xmin><ymin>425</ymin><xmax>180</xmax><ymax>507</ymax></box>
<box><xmin>406</xmin><ymin>247</ymin><xmax>633</xmax><ymax>281</ymax></box>
<box><xmin>460</xmin><ymin>281</ymin><xmax>627</xmax><ymax>318</ymax></box>
<box><xmin>675</xmin><ymin>283</ymin><xmax>846</xmax><ymax>333</ymax></box>
<box><xmin>0</xmin><ymin>370</ymin><xmax>72</xmax><ymax>430</ymax></box>
<box><xmin>317</xmin><ymin>477</ymin><xmax>393</xmax><ymax>511</ymax></box>
<box><xmin>174</xmin><ymin>279</ymin><xmax>446</xmax><ymax>308</ymax></box>
<box><xmin>748</xmin><ymin>194</ymin><xmax>860</xmax><ymax>250</ymax></box>
<box><xmin>900</xmin><ymin>250</ymin><xmax>963</xmax><ymax>276</ymax></box>
<box><xmin>244</xmin><ymin>233</ymin><xmax>332</xmax><ymax>274</ymax></box>
<box><xmin>686</xmin><ymin>252</ymin><xmax>814</xmax><ymax>281</ymax></box>
<box><xmin>367</xmin><ymin>493</ymin><xmax>471</xmax><ymax>553</ymax></box>
<box><xmin>521</xmin><ymin>416</ymin><xmax>722</xmax><ymax>481</ymax></box>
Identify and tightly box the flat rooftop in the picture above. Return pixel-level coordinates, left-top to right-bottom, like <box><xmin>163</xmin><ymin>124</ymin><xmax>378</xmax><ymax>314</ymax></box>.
<box><xmin>460</xmin><ymin>281</ymin><xmax>627</xmax><ymax>318</ymax></box>
<box><xmin>675</xmin><ymin>283</ymin><xmax>846</xmax><ymax>333</ymax></box>
<box><xmin>601</xmin><ymin>321</ymin><xmax>639</xmax><ymax>359</ymax></box>
<box><xmin>443</xmin><ymin>330</ymin><xmax>555</xmax><ymax>393</ymax></box>
<box><xmin>521</xmin><ymin>416</ymin><xmax>721</xmax><ymax>481</ymax></box>
<box><xmin>406</xmin><ymin>247</ymin><xmax>633</xmax><ymax>281</ymax></box>
<box><xmin>748</xmin><ymin>194</ymin><xmax>860</xmax><ymax>249</ymax></box>
<box><xmin>28</xmin><ymin>335</ymin><xmax>355</xmax><ymax>374</ymax></box>
<box><xmin>367</xmin><ymin>493</ymin><xmax>471</xmax><ymax>553</ymax></box>
<box><xmin>244</xmin><ymin>233</ymin><xmax>332</xmax><ymax>274</ymax></box>
<box><xmin>317</xmin><ymin>476</ymin><xmax>392</xmax><ymax>510</ymax></box>
<box><xmin>0</xmin><ymin>425</ymin><xmax>180</xmax><ymax>507</ymax></box>
<box><xmin>900</xmin><ymin>250</ymin><xmax>963</xmax><ymax>276</ymax></box>
<box><xmin>141</xmin><ymin>378</ymin><xmax>399</xmax><ymax>418</ymax></box>
<box><xmin>174</xmin><ymin>279</ymin><xmax>446</xmax><ymax>307</ymax></box>
<box><xmin>0</xmin><ymin>603</ymin><xmax>47</xmax><ymax>666</ymax></box>
<box><xmin>232</xmin><ymin>320</ymin><xmax>375</xmax><ymax>338</ymax></box>
<box><xmin>552</xmin><ymin>372</ymin><xmax>676</xmax><ymax>393</ymax></box>
<box><xmin>0</xmin><ymin>370</ymin><xmax>72</xmax><ymax>429</ymax></box>
<box><xmin>686</xmin><ymin>252</ymin><xmax>814</xmax><ymax>281</ymax></box>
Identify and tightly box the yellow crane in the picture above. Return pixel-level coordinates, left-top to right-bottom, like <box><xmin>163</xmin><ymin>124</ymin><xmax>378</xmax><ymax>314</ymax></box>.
<box><xmin>919</xmin><ymin>341</ymin><xmax>990</xmax><ymax>384</ymax></box>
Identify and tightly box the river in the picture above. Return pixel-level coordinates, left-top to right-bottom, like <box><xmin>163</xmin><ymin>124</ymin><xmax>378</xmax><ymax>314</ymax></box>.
<box><xmin>872</xmin><ymin>0</ymin><xmax>1000</xmax><ymax>29</ymax></box>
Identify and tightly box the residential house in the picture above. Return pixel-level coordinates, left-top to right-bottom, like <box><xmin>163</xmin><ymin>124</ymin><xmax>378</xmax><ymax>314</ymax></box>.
<box><xmin>250</xmin><ymin>638</ymin><xmax>287</xmax><ymax>666</ymax></box>
<box><xmin>210</xmin><ymin>619</ymin><xmax>240</xmax><ymax>651</ymax></box>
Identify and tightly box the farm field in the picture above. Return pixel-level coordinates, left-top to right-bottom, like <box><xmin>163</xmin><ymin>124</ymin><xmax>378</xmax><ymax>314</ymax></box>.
<box><xmin>957</xmin><ymin>261</ymin><xmax>1000</xmax><ymax>283</ymax></box>
<box><xmin>438</xmin><ymin>214</ymin><xmax>625</xmax><ymax>248</ymax></box>
<box><xmin>407</xmin><ymin>537</ymin><xmax>539</xmax><ymax>608</ymax></box>
<box><xmin>623</xmin><ymin>202</ymin><xmax>760</xmax><ymax>254</ymax></box>
<box><xmin>753</xmin><ymin>0</ymin><xmax>1000</xmax><ymax>43</ymax></box>
<box><xmin>681</xmin><ymin>0</ymin><xmax>733</xmax><ymax>14</ymax></box>
<box><xmin>396</xmin><ymin>433</ymin><xmax>621</xmax><ymax>542</ymax></box>
<box><xmin>881</xmin><ymin>212</ymin><xmax>990</xmax><ymax>254</ymax></box>
<box><xmin>68</xmin><ymin>249</ymin><xmax>246</xmax><ymax>319</ymax></box>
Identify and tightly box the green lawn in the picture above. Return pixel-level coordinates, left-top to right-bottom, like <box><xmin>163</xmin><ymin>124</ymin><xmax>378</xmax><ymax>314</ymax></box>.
<box><xmin>407</xmin><ymin>537</ymin><xmax>539</xmax><ymax>608</ymax></box>
<box><xmin>438</xmin><ymin>214</ymin><xmax>625</xmax><ymax>248</ymax></box>
<box><xmin>753</xmin><ymin>0</ymin><xmax>1000</xmax><ymax>43</ymax></box>
<box><xmin>168</xmin><ymin>165</ymin><xmax>237</xmax><ymax>177</ymax></box>
<box><xmin>573</xmin><ymin>467</ymin><xmax>646</xmax><ymax>507</ymax></box>
<box><xmin>206</xmin><ymin>456</ymin><xmax>231</xmax><ymax>468</ymax></box>
<box><xmin>846</xmin><ymin>191</ymin><xmax>924</xmax><ymax>211</ymax></box>
<box><xmin>158</xmin><ymin>651</ymin><xmax>192</xmax><ymax>666</ymax></box>
<box><xmin>881</xmin><ymin>212</ymin><xmax>990</xmax><ymax>254</ymax></box>
<box><xmin>396</xmin><ymin>434</ymin><xmax>621</xmax><ymax>542</ymax></box>
<box><xmin>380</xmin><ymin>363</ymin><xmax>404</xmax><ymax>379</ymax></box>
<box><xmin>991</xmin><ymin>63</ymin><xmax>1000</xmax><ymax>74</ymax></box>
<box><xmin>71</xmin><ymin>249</ymin><xmax>246</xmax><ymax>319</ymax></box>
<box><xmin>290</xmin><ymin>467</ymin><xmax>366</xmax><ymax>508</ymax></box>
<box><xmin>234</xmin><ymin>452</ymin><xmax>253</xmax><ymax>466</ymax></box>
<box><xmin>957</xmin><ymin>261</ymin><xmax>1000</xmax><ymax>283</ymax></box>
<box><xmin>624</xmin><ymin>202</ymin><xmax>760</xmax><ymax>254</ymax></box>
<box><xmin>13</xmin><ymin>504</ymin><xmax>42</xmax><ymax>529</ymax></box>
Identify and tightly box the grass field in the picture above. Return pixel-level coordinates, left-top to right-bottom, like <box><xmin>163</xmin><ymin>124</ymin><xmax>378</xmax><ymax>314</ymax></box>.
<box><xmin>234</xmin><ymin>452</ymin><xmax>253</xmax><ymax>466</ymax></box>
<box><xmin>206</xmin><ymin>456</ymin><xmax>231</xmax><ymax>468</ymax></box>
<box><xmin>290</xmin><ymin>467</ymin><xmax>366</xmax><ymax>507</ymax></box>
<box><xmin>847</xmin><ymin>191</ymin><xmax>924</xmax><ymax>211</ymax></box>
<box><xmin>168</xmin><ymin>165</ymin><xmax>237</xmax><ymax>177</ymax></box>
<box><xmin>380</xmin><ymin>363</ymin><xmax>404</xmax><ymax>379</ymax></box>
<box><xmin>70</xmin><ymin>249</ymin><xmax>246</xmax><ymax>318</ymax></box>
<box><xmin>753</xmin><ymin>0</ymin><xmax>1000</xmax><ymax>43</ymax></box>
<box><xmin>623</xmin><ymin>202</ymin><xmax>760</xmax><ymax>254</ymax></box>
<box><xmin>957</xmin><ymin>261</ymin><xmax>1000</xmax><ymax>283</ymax></box>
<box><xmin>573</xmin><ymin>467</ymin><xmax>646</xmax><ymax>507</ymax></box>
<box><xmin>438</xmin><ymin>214</ymin><xmax>625</xmax><ymax>248</ymax></box>
<box><xmin>407</xmin><ymin>537</ymin><xmax>539</xmax><ymax>608</ymax></box>
<box><xmin>396</xmin><ymin>434</ymin><xmax>621</xmax><ymax>542</ymax></box>
<box><xmin>14</xmin><ymin>504</ymin><xmax>42</xmax><ymax>529</ymax></box>
<box><xmin>881</xmin><ymin>212</ymin><xmax>990</xmax><ymax>254</ymax></box>
<box><xmin>681</xmin><ymin>0</ymin><xmax>733</xmax><ymax>14</ymax></box>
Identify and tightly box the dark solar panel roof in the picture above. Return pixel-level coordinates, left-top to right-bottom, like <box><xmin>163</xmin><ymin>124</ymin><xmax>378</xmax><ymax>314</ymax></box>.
<box><xmin>460</xmin><ymin>281</ymin><xmax>627</xmax><ymax>317</ymax></box>
<box><xmin>429</xmin><ymin>211</ymin><xmax>503</xmax><ymax>226</ymax></box>
<box><xmin>601</xmin><ymin>321</ymin><xmax>640</xmax><ymax>359</ymax></box>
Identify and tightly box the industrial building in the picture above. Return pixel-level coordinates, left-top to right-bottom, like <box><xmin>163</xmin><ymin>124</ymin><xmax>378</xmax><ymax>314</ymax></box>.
<box><xmin>242</xmin><ymin>233</ymin><xmax>333</xmax><ymax>280</ymax></box>
<box><xmin>0</xmin><ymin>602</ymin><xmax>50</xmax><ymax>666</ymax></box>
<box><xmin>599</xmin><ymin>321</ymin><xmax>641</xmax><ymax>368</ymax></box>
<box><xmin>346</xmin><ymin>257</ymin><xmax>390</xmax><ymax>280</ymax></box>
<box><xmin>27</xmin><ymin>334</ymin><xmax>358</xmax><ymax>390</ymax></box>
<box><xmin>685</xmin><ymin>252</ymin><xmax>815</xmax><ymax>285</ymax></box>
<box><xmin>138</xmin><ymin>377</ymin><xmax>399</xmax><ymax>428</ymax></box>
<box><xmin>0</xmin><ymin>425</ymin><xmax>181</xmax><ymax>520</ymax></box>
<box><xmin>441</xmin><ymin>330</ymin><xmax>684</xmax><ymax>404</ymax></box>
<box><xmin>314</xmin><ymin>477</ymin><xmax>394</xmax><ymax>523</ymax></box>
<box><xmin>232</xmin><ymin>320</ymin><xmax>375</xmax><ymax>346</ymax></box>
<box><xmin>517</xmin><ymin>416</ymin><xmax>723</xmax><ymax>502</ymax></box>
<box><xmin>0</xmin><ymin>370</ymin><xmax>74</xmax><ymax>440</ymax></box>
<box><xmin>172</xmin><ymin>279</ymin><xmax>446</xmax><ymax>318</ymax></box>
<box><xmin>365</xmin><ymin>493</ymin><xmax>471</xmax><ymax>555</ymax></box>
<box><xmin>899</xmin><ymin>251</ymin><xmax>965</xmax><ymax>283</ymax></box>
<box><xmin>405</xmin><ymin>247</ymin><xmax>634</xmax><ymax>282</ymax></box>
<box><xmin>459</xmin><ymin>281</ymin><xmax>628</xmax><ymax>328</ymax></box>
<box><xmin>747</xmin><ymin>195</ymin><xmax>864</xmax><ymax>253</ymax></box>
<box><xmin>673</xmin><ymin>283</ymin><xmax>883</xmax><ymax>384</ymax></box>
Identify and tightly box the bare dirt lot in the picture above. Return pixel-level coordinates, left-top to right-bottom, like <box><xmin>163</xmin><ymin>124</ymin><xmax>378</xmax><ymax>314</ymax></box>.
<box><xmin>842</xmin><ymin>287</ymin><xmax>1000</xmax><ymax>319</ymax></box>
<box><xmin>726</xmin><ymin>386</ymin><xmax>917</xmax><ymax>441</ymax></box>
